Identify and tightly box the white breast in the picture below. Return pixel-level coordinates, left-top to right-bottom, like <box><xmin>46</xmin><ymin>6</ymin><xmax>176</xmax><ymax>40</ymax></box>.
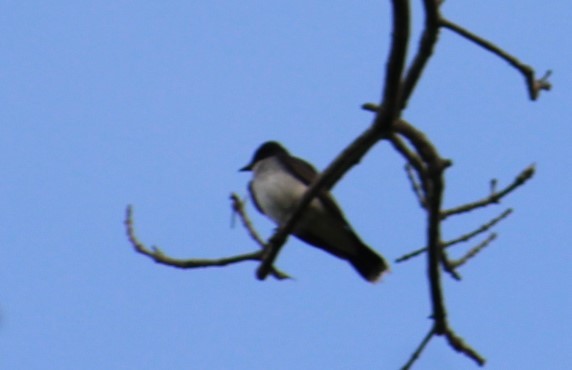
<box><xmin>251</xmin><ymin>158</ymin><xmax>323</xmax><ymax>225</ymax></box>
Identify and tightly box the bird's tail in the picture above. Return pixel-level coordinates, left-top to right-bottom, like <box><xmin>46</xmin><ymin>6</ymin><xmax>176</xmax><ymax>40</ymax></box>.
<box><xmin>349</xmin><ymin>246</ymin><xmax>389</xmax><ymax>283</ymax></box>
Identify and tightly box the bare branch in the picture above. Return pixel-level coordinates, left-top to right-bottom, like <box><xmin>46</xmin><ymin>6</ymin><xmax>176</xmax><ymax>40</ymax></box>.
<box><xmin>402</xmin><ymin>322</ymin><xmax>486</xmax><ymax>369</ymax></box>
<box><xmin>125</xmin><ymin>205</ymin><xmax>262</xmax><ymax>267</ymax></box>
<box><xmin>378</xmin><ymin>0</ymin><xmax>411</xmax><ymax>126</ymax></box>
<box><xmin>440</xmin><ymin>18</ymin><xmax>551</xmax><ymax>100</ymax></box>
<box><xmin>125</xmin><ymin>205</ymin><xmax>290</xmax><ymax>279</ymax></box>
<box><xmin>127</xmin><ymin>2</ymin><xmax>545</xmax><ymax>367</ymax></box>
<box><xmin>394</xmin><ymin>119</ymin><xmax>449</xmax><ymax>334</ymax></box>
<box><xmin>442</xmin><ymin>165</ymin><xmax>535</xmax><ymax>219</ymax></box>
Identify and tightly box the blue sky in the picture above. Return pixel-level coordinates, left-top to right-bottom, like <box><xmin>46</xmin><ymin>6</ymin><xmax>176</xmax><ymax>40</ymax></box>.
<box><xmin>1</xmin><ymin>1</ymin><xmax>571</xmax><ymax>369</ymax></box>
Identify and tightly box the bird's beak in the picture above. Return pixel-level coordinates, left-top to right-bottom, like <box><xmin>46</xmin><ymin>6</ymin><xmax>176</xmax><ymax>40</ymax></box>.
<box><xmin>239</xmin><ymin>163</ymin><xmax>253</xmax><ymax>172</ymax></box>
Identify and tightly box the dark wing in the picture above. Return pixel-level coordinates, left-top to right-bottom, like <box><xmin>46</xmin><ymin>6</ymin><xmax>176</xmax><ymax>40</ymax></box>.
<box><xmin>281</xmin><ymin>154</ymin><xmax>349</xmax><ymax>222</ymax></box>
<box><xmin>281</xmin><ymin>154</ymin><xmax>319</xmax><ymax>185</ymax></box>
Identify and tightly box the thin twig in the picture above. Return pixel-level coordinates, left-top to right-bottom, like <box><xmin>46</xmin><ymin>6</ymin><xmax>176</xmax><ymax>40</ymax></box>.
<box><xmin>230</xmin><ymin>193</ymin><xmax>267</xmax><ymax>248</ymax></box>
<box><xmin>443</xmin><ymin>209</ymin><xmax>510</xmax><ymax>248</ymax></box>
<box><xmin>440</xmin><ymin>18</ymin><xmax>551</xmax><ymax>100</ymax></box>
<box><xmin>400</xmin><ymin>0</ymin><xmax>440</xmax><ymax>108</ymax></box>
<box><xmin>449</xmin><ymin>233</ymin><xmax>497</xmax><ymax>269</ymax></box>
<box><xmin>441</xmin><ymin>253</ymin><xmax>462</xmax><ymax>281</ymax></box>
<box><xmin>443</xmin><ymin>328</ymin><xmax>486</xmax><ymax>366</ymax></box>
<box><xmin>442</xmin><ymin>165</ymin><xmax>535</xmax><ymax>219</ymax></box>
<box><xmin>125</xmin><ymin>205</ymin><xmax>290</xmax><ymax>279</ymax></box>
<box><xmin>364</xmin><ymin>105</ymin><xmax>428</xmax><ymax>205</ymax></box>
<box><xmin>405</xmin><ymin>163</ymin><xmax>427</xmax><ymax>209</ymax></box>
<box><xmin>401</xmin><ymin>326</ymin><xmax>436</xmax><ymax>370</ymax></box>
<box><xmin>388</xmin><ymin>135</ymin><xmax>426</xmax><ymax>179</ymax></box>
<box><xmin>396</xmin><ymin>208</ymin><xmax>512</xmax><ymax>262</ymax></box>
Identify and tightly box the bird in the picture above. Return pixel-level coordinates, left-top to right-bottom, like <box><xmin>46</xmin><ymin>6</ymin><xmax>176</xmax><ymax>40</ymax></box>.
<box><xmin>240</xmin><ymin>141</ymin><xmax>388</xmax><ymax>282</ymax></box>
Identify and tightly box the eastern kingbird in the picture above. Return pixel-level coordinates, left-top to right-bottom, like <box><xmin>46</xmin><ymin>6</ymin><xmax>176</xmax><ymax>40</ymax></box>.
<box><xmin>240</xmin><ymin>141</ymin><xmax>388</xmax><ymax>282</ymax></box>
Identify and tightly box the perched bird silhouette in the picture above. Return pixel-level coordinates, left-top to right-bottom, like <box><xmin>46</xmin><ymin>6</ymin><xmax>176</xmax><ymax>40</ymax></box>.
<box><xmin>240</xmin><ymin>141</ymin><xmax>388</xmax><ymax>282</ymax></box>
